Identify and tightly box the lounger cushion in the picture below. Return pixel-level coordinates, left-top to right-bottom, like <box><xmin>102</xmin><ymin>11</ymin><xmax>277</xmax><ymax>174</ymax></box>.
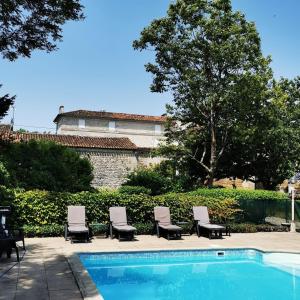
<box><xmin>159</xmin><ymin>224</ymin><xmax>182</xmax><ymax>231</ymax></box>
<box><xmin>154</xmin><ymin>207</ymin><xmax>171</xmax><ymax>224</ymax></box>
<box><xmin>68</xmin><ymin>206</ymin><xmax>86</xmax><ymax>224</ymax></box>
<box><xmin>193</xmin><ymin>206</ymin><xmax>210</xmax><ymax>224</ymax></box>
<box><xmin>113</xmin><ymin>225</ymin><xmax>136</xmax><ymax>232</ymax></box>
<box><xmin>110</xmin><ymin>207</ymin><xmax>128</xmax><ymax>225</ymax></box>
<box><xmin>198</xmin><ymin>223</ymin><xmax>225</xmax><ymax>230</ymax></box>
<box><xmin>68</xmin><ymin>225</ymin><xmax>89</xmax><ymax>233</ymax></box>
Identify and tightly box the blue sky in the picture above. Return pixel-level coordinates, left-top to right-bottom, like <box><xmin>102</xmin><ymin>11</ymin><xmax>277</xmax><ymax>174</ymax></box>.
<box><xmin>1</xmin><ymin>0</ymin><xmax>300</xmax><ymax>132</ymax></box>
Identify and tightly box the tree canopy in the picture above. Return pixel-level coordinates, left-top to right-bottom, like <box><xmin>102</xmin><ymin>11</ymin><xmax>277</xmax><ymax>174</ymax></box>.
<box><xmin>134</xmin><ymin>0</ymin><xmax>272</xmax><ymax>186</ymax></box>
<box><xmin>217</xmin><ymin>77</ymin><xmax>300</xmax><ymax>189</ymax></box>
<box><xmin>0</xmin><ymin>0</ymin><xmax>84</xmax><ymax>119</ymax></box>
<box><xmin>0</xmin><ymin>85</ymin><xmax>15</xmax><ymax>120</ymax></box>
<box><xmin>0</xmin><ymin>0</ymin><xmax>84</xmax><ymax>61</ymax></box>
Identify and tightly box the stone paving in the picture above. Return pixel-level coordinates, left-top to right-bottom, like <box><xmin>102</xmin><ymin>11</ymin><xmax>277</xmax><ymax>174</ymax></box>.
<box><xmin>1</xmin><ymin>232</ymin><xmax>300</xmax><ymax>299</ymax></box>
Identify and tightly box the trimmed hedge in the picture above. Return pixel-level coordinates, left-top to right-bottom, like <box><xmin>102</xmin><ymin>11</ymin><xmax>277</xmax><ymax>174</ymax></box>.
<box><xmin>118</xmin><ymin>185</ymin><xmax>151</xmax><ymax>195</ymax></box>
<box><xmin>229</xmin><ymin>223</ymin><xmax>288</xmax><ymax>233</ymax></box>
<box><xmin>1</xmin><ymin>187</ymin><xmax>239</xmax><ymax>230</ymax></box>
<box><xmin>21</xmin><ymin>223</ymin><xmax>288</xmax><ymax>237</ymax></box>
<box><xmin>0</xmin><ymin>186</ymin><xmax>295</xmax><ymax>237</ymax></box>
<box><xmin>190</xmin><ymin>188</ymin><xmax>288</xmax><ymax>202</ymax></box>
<box><xmin>190</xmin><ymin>188</ymin><xmax>296</xmax><ymax>223</ymax></box>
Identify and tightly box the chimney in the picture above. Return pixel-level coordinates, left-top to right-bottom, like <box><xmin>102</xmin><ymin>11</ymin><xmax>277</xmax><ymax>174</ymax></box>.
<box><xmin>59</xmin><ymin>106</ymin><xmax>64</xmax><ymax>114</ymax></box>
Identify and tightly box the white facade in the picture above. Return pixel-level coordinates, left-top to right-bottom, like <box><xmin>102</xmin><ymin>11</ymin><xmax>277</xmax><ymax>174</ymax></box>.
<box><xmin>56</xmin><ymin>115</ymin><xmax>166</xmax><ymax>148</ymax></box>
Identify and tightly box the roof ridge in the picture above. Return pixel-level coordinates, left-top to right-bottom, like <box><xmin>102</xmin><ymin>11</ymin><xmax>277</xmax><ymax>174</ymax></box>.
<box><xmin>53</xmin><ymin>109</ymin><xmax>167</xmax><ymax>123</ymax></box>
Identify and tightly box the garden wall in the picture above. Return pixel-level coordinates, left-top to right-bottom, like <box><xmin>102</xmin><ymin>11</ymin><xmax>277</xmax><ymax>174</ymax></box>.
<box><xmin>78</xmin><ymin>148</ymin><xmax>163</xmax><ymax>188</ymax></box>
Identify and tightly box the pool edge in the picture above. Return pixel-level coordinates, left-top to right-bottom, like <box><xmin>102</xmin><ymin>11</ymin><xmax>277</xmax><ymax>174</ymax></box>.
<box><xmin>67</xmin><ymin>254</ymin><xmax>104</xmax><ymax>300</ymax></box>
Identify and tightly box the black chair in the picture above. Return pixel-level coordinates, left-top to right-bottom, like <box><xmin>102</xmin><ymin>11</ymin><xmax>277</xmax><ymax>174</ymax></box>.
<box><xmin>0</xmin><ymin>229</ymin><xmax>20</xmax><ymax>261</ymax></box>
<box><xmin>0</xmin><ymin>206</ymin><xmax>25</xmax><ymax>260</ymax></box>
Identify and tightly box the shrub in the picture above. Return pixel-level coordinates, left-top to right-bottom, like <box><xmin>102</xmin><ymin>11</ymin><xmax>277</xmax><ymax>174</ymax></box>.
<box><xmin>155</xmin><ymin>193</ymin><xmax>241</xmax><ymax>223</ymax></box>
<box><xmin>134</xmin><ymin>223</ymin><xmax>154</xmax><ymax>235</ymax></box>
<box><xmin>20</xmin><ymin>223</ymin><xmax>288</xmax><ymax>237</ymax></box>
<box><xmin>0</xmin><ymin>140</ymin><xmax>93</xmax><ymax>192</ymax></box>
<box><xmin>1</xmin><ymin>186</ymin><xmax>240</xmax><ymax>233</ymax></box>
<box><xmin>22</xmin><ymin>224</ymin><xmax>64</xmax><ymax>237</ymax></box>
<box><xmin>0</xmin><ymin>161</ymin><xmax>11</xmax><ymax>186</ymax></box>
<box><xmin>255</xmin><ymin>224</ymin><xmax>288</xmax><ymax>232</ymax></box>
<box><xmin>123</xmin><ymin>166</ymin><xmax>171</xmax><ymax>195</ymax></box>
<box><xmin>229</xmin><ymin>223</ymin><xmax>257</xmax><ymax>233</ymax></box>
<box><xmin>229</xmin><ymin>223</ymin><xmax>288</xmax><ymax>233</ymax></box>
<box><xmin>118</xmin><ymin>185</ymin><xmax>151</xmax><ymax>195</ymax></box>
<box><xmin>90</xmin><ymin>223</ymin><xmax>108</xmax><ymax>236</ymax></box>
<box><xmin>190</xmin><ymin>188</ymin><xmax>290</xmax><ymax>223</ymax></box>
<box><xmin>190</xmin><ymin>188</ymin><xmax>288</xmax><ymax>201</ymax></box>
<box><xmin>1</xmin><ymin>185</ymin><xmax>292</xmax><ymax>237</ymax></box>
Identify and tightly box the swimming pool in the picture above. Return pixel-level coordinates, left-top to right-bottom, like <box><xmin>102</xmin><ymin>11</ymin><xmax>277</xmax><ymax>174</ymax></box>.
<box><xmin>79</xmin><ymin>249</ymin><xmax>300</xmax><ymax>300</ymax></box>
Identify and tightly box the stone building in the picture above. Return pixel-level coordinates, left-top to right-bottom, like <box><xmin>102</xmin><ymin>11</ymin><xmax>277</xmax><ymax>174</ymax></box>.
<box><xmin>0</xmin><ymin>121</ymin><xmax>163</xmax><ymax>188</ymax></box>
<box><xmin>0</xmin><ymin>107</ymin><xmax>255</xmax><ymax>189</ymax></box>
<box><xmin>54</xmin><ymin>106</ymin><xmax>167</xmax><ymax>148</ymax></box>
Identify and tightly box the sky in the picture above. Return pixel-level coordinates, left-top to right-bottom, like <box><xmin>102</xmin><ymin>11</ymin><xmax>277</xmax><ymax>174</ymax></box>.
<box><xmin>1</xmin><ymin>0</ymin><xmax>300</xmax><ymax>132</ymax></box>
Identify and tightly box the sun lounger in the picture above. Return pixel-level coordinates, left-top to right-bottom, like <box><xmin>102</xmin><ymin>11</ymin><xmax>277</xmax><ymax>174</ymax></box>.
<box><xmin>109</xmin><ymin>207</ymin><xmax>136</xmax><ymax>241</ymax></box>
<box><xmin>154</xmin><ymin>206</ymin><xmax>182</xmax><ymax>240</ymax></box>
<box><xmin>65</xmin><ymin>206</ymin><xmax>89</xmax><ymax>243</ymax></box>
<box><xmin>193</xmin><ymin>206</ymin><xmax>229</xmax><ymax>239</ymax></box>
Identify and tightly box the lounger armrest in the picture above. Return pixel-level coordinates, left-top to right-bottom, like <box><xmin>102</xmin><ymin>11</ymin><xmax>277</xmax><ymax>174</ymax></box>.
<box><xmin>9</xmin><ymin>228</ymin><xmax>24</xmax><ymax>238</ymax></box>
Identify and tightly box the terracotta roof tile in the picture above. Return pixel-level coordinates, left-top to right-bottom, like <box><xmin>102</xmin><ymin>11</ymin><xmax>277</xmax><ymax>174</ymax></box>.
<box><xmin>53</xmin><ymin>110</ymin><xmax>167</xmax><ymax>123</ymax></box>
<box><xmin>0</xmin><ymin>132</ymin><xmax>137</xmax><ymax>150</ymax></box>
<box><xmin>0</xmin><ymin>124</ymin><xmax>11</xmax><ymax>133</ymax></box>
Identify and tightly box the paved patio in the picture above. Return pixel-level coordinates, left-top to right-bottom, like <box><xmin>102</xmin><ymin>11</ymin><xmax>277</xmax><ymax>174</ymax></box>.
<box><xmin>1</xmin><ymin>232</ymin><xmax>300</xmax><ymax>300</ymax></box>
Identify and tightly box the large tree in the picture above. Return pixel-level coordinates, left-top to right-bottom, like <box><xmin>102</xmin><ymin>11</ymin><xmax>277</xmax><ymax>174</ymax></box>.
<box><xmin>217</xmin><ymin>77</ymin><xmax>300</xmax><ymax>189</ymax></box>
<box><xmin>0</xmin><ymin>0</ymin><xmax>84</xmax><ymax>119</ymax></box>
<box><xmin>133</xmin><ymin>0</ymin><xmax>272</xmax><ymax>186</ymax></box>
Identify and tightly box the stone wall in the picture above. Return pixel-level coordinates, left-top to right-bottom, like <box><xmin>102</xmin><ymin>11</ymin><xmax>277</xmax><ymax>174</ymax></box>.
<box><xmin>77</xmin><ymin>147</ymin><xmax>255</xmax><ymax>190</ymax></box>
<box><xmin>77</xmin><ymin>148</ymin><xmax>163</xmax><ymax>188</ymax></box>
<box><xmin>213</xmin><ymin>178</ymin><xmax>255</xmax><ymax>189</ymax></box>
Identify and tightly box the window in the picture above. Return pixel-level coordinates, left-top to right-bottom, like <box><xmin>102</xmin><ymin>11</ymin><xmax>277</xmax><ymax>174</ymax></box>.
<box><xmin>78</xmin><ymin>119</ymin><xmax>85</xmax><ymax>128</ymax></box>
<box><xmin>155</xmin><ymin>124</ymin><xmax>161</xmax><ymax>135</ymax></box>
<box><xmin>109</xmin><ymin>121</ymin><xmax>116</xmax><ymax>132</ymax></box>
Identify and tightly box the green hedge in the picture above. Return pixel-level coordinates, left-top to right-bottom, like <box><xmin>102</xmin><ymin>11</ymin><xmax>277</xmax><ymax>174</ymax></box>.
<box><xmin>1</xmin><ymin>187</ymin><xmax>239</xmax><ymax>230</ymax></box>
<box><xmin>118</xmin><ymin>185</ymin><xmax>151</xmax><ymax>195</ymax></box>
<box><xmin>21</xmin><ymin>223</ymin><xmax>288</xmax><ymax>237</ymax></box>
<box><xmin>190</xmin><ymin>188</ymin><xmax>297</xmax><ymax>223</ymax></box>
<box><xmin>1</xmin><ymin>186</ymin><xmax>295</xmax><ymax>237</ymax></box>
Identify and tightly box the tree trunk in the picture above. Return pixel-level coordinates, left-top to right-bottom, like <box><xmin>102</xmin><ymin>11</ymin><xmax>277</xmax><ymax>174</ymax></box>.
<box><xmin>261</xmin><ymin>180</ymin><xmax>277</xmax><ymax>191</ymax></box>
<box><xmin>207</xmin><ymin>109</ymin><xmax>217</xmax><ymax>188</ymax></box>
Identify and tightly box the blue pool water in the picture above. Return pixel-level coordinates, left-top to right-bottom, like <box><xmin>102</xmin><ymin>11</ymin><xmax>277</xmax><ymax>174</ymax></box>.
<box><xmin>79</xmin><ymin>249</ymin><xmax>300</xmax><ymax>300</ymax></box>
